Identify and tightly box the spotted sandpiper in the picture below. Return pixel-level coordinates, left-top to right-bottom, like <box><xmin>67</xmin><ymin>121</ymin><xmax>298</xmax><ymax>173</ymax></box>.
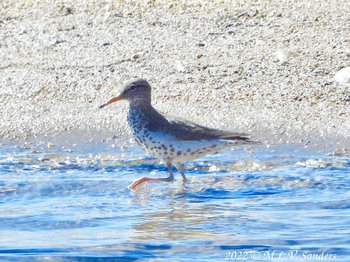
<box><xmin>100</xmin><ymin>79</ymin><xmax>258</xmax><ymax>190</ymax></box>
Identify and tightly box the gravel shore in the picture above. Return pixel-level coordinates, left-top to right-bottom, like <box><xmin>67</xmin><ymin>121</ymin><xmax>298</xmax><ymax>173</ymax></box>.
<box><xmin>1</xmin><ymin>1</ymin><xmax>349</xmax><ymax>148</ymax></box>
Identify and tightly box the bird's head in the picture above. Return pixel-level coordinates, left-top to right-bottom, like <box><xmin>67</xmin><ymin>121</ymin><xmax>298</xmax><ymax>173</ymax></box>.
<box><xmin>99</xmin><ymin>79</ymin><xmax>151</xmax><ymax>108</ymax></box>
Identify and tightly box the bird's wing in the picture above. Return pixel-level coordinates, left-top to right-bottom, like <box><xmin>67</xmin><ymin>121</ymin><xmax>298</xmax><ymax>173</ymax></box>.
<box><xmin>163</xmin><ymin>114</ymin><xmax>254</xmax><ymax>143</ymax></box>
<box><xmin>142</xmin><ymin>107</ymin><xmax>258</xmax><ymax>143</ymax></box>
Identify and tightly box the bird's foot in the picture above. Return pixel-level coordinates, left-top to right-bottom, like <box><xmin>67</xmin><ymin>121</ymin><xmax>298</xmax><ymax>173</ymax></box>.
<box><xmin>129</xmin><ymin>177</ymin><xmax>150</xmax><ymax>190</ymax></box>
<box><xmin>128</xmin><ymin>176</ymin><xmax>174</xmax><ymax>190</ymax></box>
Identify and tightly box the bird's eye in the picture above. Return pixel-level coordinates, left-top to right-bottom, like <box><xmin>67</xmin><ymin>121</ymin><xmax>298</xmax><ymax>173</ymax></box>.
<box><xmin>129</xmin><ymin>85</ymin><xmax>137</xmax><ymax>91</ymax></box>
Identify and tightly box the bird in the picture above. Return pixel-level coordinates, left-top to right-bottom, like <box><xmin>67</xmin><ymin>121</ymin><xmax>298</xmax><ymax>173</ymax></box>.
<box><xmin>99</xmin><ymin>79</ymin><xmax>258</xmax><ymax>190</ymax></box>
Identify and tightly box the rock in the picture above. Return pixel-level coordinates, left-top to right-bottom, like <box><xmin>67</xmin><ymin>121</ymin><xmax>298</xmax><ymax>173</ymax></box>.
<box><xmin>174</xmin><ymin>60</ymin><xmax>186</xmax><ymax>72</ymax></box>
<box><xmin>334</xmin><ymin>67</ymin><xmax>350</xmax><ymax>85</ymax></box>
<box><xmin>59</xmin><ymin>5</ymin><xmax>72</xmax><ymax>15</ymax></box>
<box><xmin>274</xmin><ymin>50</ymin><xmax>293</xmax><ymax>63</ymax></box>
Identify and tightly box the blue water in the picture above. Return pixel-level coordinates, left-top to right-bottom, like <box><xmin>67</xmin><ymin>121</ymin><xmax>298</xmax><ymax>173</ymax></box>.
<box><xmin>0</xmin><ymin>140</ymin><xmax>349</xmax><ymax>261</ymax></box>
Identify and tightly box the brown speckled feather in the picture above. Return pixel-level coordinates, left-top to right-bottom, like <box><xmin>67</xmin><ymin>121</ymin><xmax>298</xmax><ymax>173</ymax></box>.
<box><xmin>140</xmin><ymin>104</ymin><xmax>253</xmax><ymax>143</ymax></box>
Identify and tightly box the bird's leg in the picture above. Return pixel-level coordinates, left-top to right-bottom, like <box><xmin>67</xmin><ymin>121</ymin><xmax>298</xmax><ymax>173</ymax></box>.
<box><xmin>128</xmin><ymin>162</ymin><xmax>174</xmax><ymax>190</ymax></box>
<box><xmin>174</xmin><ymin>162</ymin><xmax>188</xmax><ymax>185</ymax></box>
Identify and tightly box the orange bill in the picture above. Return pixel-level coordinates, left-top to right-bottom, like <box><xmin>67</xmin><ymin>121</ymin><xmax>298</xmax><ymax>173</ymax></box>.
<box><xmin>99</xmin><ymin>95</ymin><xmax>124</xmax><ymax>109</ymax></box>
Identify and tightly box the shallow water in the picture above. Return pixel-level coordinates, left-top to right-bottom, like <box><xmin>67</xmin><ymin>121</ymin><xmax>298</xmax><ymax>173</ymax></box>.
<box><xmin>0</xmin><ymin>141</ymin><xmax>349</xmax><ymax>261</ymax></box>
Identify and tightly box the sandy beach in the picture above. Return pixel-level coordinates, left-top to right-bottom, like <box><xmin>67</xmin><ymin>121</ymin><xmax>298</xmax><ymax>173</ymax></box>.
<box><xmin>1</xmin><ymin>0</ymin><xmax>349</xmax><ymax>147</ymax></box>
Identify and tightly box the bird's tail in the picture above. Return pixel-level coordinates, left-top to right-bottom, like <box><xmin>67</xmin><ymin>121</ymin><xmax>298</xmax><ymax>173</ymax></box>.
<box><xmin>225</xmin><ymin>134</ymin><xmax>262</xmax><ymax>146</ymax></box>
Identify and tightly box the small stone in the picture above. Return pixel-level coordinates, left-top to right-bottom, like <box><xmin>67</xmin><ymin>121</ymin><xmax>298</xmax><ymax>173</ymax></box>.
<box><xmin>65</xmin><ymin>7</ymin><xmax>72</xmax><ymax>15</ymax></box>
<box><xmin>59</xmin><ymin>5</ymin><xmax>72</xmax><ymax>15</ymax></box>
<box><xmin>47</xmin><ymin>143</ymin><xmax>55</xmax><ymax>149</ymax></box>
<box><xmin>274</xmin><ymin>50</ymin><xmax>293</xmax><ymax>63</ymax></box>
<box><xmin>334</xmin><ymin>67</ymin><xmax>350</xmax><ymax>85</ymax></box>
<box><xmin>174</xmin><ymin>60</ymin><xmax>185</xmax><ymax>72</ymax></box>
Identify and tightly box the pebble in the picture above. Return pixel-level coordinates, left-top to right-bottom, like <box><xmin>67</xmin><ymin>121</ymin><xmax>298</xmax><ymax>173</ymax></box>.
<box><xmin>334</xmin><ymin>67</ymin><xmax>350</xmax><ymax>85</ymax></box>
<box><xmin>174</xmin><ymin>61</ymin><xmax>186</xmax><ymax>72</ymax></box>
<box><xmin>274</xmin><ymin>50</ymin><xmax>293</xmax><ymax>63</ymax></box>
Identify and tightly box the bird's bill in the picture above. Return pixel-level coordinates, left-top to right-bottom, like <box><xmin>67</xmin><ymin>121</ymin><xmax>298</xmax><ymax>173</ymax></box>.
<box><xmin>99</xmin><ymin>95</ymin><xmax>124</xmax><ymax>109</ymax></box>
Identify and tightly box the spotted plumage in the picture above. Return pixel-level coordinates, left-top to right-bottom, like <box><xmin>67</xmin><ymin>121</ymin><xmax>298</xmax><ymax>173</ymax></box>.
<box><xmin>100</xmin><ymin>79</ymin><xmax>259</xmax><ymax>190</ymax></box>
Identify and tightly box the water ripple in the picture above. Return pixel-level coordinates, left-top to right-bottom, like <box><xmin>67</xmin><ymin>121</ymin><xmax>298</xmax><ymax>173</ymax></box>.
<box><xmin>0</xmin><ymin>143</ymin><xmax>349</xmax><ymax>261</ymax></box>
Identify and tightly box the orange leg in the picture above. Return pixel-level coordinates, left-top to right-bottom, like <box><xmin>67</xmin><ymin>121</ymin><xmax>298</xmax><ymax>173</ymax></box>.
<box><xmin>174</xmin><ymin>162</ymin><xmax>188</xmax><ymax>186</ymax></box>
<box><xmin>129</xmin><ymin>163</ymin><xmax>174</xmax><ymax>190</ymax></box>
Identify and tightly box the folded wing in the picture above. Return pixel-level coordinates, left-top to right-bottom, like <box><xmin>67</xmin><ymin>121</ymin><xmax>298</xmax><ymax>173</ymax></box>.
<box><xmin>143</xmin><ymin>107</ymin><xmax>257</xmax><ymax>144</ymax></box>
<box><xmin>166</xmin><ymin>116</ymin><xmax>253</xmax><ymax>142</ymax></box>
